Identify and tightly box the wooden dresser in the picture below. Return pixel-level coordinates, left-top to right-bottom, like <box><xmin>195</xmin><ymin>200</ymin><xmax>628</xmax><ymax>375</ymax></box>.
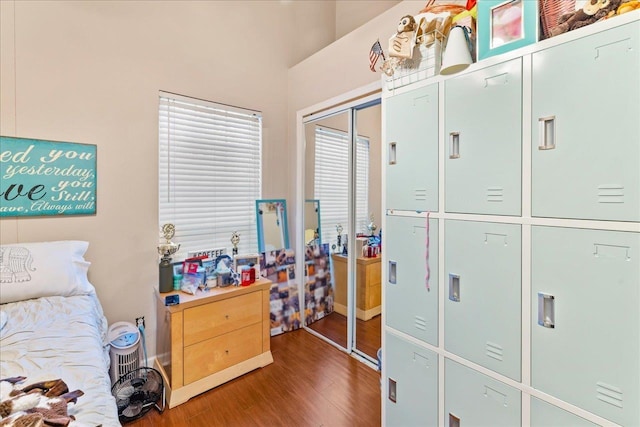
<box><xmin>154</xmin><ymin>279</ymin><xmax>273</xmax><ymax>408</ymax></box>
<box><xmin>331</xmin><ymin>254</ymin><xmax>381</xmax><ymax>321</ymax></box>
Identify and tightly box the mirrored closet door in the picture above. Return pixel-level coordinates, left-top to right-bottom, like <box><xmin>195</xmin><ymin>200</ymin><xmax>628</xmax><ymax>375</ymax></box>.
<box><xmin>301</xmin><ymin>98</ymin><xmax>382</xmax><ymax>365</ymax></box>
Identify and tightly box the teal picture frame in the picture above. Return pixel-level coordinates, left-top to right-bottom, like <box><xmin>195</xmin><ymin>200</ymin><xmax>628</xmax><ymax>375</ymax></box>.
<box><xmin>477</xmin><ymin>0</ymin><xmax>538</xmax><ymax>61</ymax></box>
<box><xmin>0</xmin><ymin>136</ymin><xmax>97</xmax><ymax>217</ymax></box>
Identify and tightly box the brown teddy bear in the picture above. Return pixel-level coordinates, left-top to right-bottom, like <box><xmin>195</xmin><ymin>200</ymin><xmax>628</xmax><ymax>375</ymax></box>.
<box><xmin>550</xmin><ymin>0</ymin><xmax>623</xmax><ymax>36</ymax></box>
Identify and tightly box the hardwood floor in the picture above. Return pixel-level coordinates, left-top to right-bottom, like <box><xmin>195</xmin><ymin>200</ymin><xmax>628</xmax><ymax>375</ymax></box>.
<box><xmin>126</xmin><ymin>329</ymin><xmax>381</xmax><ymax>426</ymax></box>
<box><xmin>307</xmin><ymin>312</ymin><xmax>381</xmax><ymax>360</ymax></box>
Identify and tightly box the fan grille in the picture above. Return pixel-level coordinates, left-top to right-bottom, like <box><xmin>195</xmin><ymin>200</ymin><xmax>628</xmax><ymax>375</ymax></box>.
<box><xmin>111</xmin><ymin>367</ymin><xmax>164</xmax><ymax>423</ymax></box>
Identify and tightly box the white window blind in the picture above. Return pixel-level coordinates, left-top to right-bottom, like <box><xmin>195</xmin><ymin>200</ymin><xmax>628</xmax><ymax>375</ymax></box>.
<box><xmin>314</xmin><ymin>126</ymin><xmax>369</xmax><ymax>249</ymax></box>
<box><xmin>159</xmin><ymin>93</ymin><xmax>262</xmax><ymax>260</ymax></box>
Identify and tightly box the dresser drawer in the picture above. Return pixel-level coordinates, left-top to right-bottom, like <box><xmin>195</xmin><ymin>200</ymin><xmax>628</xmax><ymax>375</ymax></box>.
<box><xmin>183</xmin><ymin>322</ymin><xmax>263</xmax><ymax>385</ymax></box>
<box><xmin>183</xmin><ymin>291</ymin><xmax>262</xmax><ymax>346</ymax></box>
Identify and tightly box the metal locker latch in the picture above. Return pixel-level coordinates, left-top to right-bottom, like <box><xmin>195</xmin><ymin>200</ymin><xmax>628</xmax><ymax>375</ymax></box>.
<box><xmin>388</xmin><ymin>378</ymin><xmax>397</xmax><ymax>403</ymax></box>
<box><xmin>449</xmin><ymin>413</ymin><xmax>461</xmax><ymax>427</ymax></box>
<box><xmin>537</xmin><ymin>293</ymin><xmax>555</xmax><ymax>328</ymax></box>
<box><xmin>538</xmin><ymin>116</ymin><xmax>556</xmax><ymax>150</ymax></box>
<box><xmin>389</xmin><ymin>261</ymin><xmax>397</xmax><ymax>284</ymax></box>
<box><xmin>389</xmin><ymin>142</ymin><xmax>397</xmax><ymax>165</ymax></box>
<box><xmin>449</xmin><ymin>274</ymin><xmax>460</xmax><ymax>302</ymax></box>
<box><xmin>449</xmin><ymin>132</ymin><xmax>460</xmax><ymax>159</ymax></box>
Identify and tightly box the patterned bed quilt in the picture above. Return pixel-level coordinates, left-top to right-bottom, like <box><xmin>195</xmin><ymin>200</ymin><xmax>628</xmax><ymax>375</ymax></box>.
<box><xmin>0</xmin><ymin>294</ymin><xmax>120</xmax><ymax>426</ymax></box>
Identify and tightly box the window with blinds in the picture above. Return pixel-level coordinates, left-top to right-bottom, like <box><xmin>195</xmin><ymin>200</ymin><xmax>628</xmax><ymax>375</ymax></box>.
<box><xmin>314</xmin><ymin>126</ymin><xmax>369</xmax><ymax>249</ymax></box>
<box><xmin>159</xmin><ymin>92</ymin><xmax>262</xmax><ymax>260</ymax></box>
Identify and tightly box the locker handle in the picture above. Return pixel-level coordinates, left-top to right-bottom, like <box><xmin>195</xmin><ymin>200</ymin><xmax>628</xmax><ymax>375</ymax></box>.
<box><xmin>449</xmin><ymin>274</ymin><xmax>460</xmax><ymax>302</ymax></box>
<box><xmin>388</xmin><ymin>378</ymin><xmax>397</xmax><ymax>403</ymax></box>
<box><xmin>538</xmin><ymin>116</ymin><xmax>556</xmax><ymax>150</ymax></box>
<box><xmin>449</xmin><ymin>132</ymin><xmax>460</xmax><ymax>159</ymax></box>
<box><xmin>449</xmin><ymin>413</ymin><xmax>461</xmax><ymax>427</ymax></box>
<box><xmin>537</xmin><ymin>293</ymin><xmax>555</xmax><ymax>328</ymax></box>
<box><xmin>389</xmin><ymin>261</ymin><xmax>397</xmax><ymax>284</ymax></box>
<box><xmin>389</xmin><ymin>142</ymin><xmax>397</xmax><ymax>165</ymax></box>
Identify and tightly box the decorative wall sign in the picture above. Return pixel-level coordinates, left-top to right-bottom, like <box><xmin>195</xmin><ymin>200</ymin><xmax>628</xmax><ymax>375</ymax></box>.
<box><xmin>0</xmin><ymin>136</ymin><xmax>97</xmax><ymax>217</ymax></box>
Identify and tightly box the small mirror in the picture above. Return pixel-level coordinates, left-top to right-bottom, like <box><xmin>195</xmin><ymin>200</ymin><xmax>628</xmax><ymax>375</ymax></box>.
<box><xmin>304</xmin><ymin>199</ymin><xmax>321</xmax><ymax>245</ymax></box>
<box><xmin>256</xmin><ymin>199</ymin><xmax>289</xmax><ymax>253</ymax></box>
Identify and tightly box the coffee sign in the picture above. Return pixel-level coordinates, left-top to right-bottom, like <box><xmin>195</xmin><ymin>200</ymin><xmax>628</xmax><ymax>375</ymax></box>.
<box><xmin>0</xmin><ymin>136</ymin><xmax>97</xmax><ymax>217</ymax></box>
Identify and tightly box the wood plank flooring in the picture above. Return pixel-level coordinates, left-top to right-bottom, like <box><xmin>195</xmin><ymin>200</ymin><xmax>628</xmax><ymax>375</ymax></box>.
<box><xmin>307</xmin><ymin>312</ymin><xmax>381</xmax><ymax>360</ymax></box>
<box><xmin>126</xmin><ymin>329</ymin><xmax>381</xmax><ymax>427</ymax></box>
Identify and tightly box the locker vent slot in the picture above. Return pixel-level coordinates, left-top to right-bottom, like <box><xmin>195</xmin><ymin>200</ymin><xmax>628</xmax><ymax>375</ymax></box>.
<box><xmin>597</xmin><ymin>185</ymin><xmax>624</xmax><ymax>204</ymax></box>
<box><xmin>414</xmin><ymin>188</ymin><xmax>427</xmax><ymax>201</ymax></box>
<box><xmin>596</xmin><ymin>381</ymin><xmax>623</xmax><ymax>408</ymax></box>
<box><xmin>487</xmin><ymin>187</ymin><xmax>504</xmax><ymax>203</ymax></box>
<box><xmin>484</xmin><ymin>385</ymin><xmax>508</xmax><ymax>406</ymax></box>
<box><xmin>486</xmin><ymin>341</ymin><xmax>504</xmax><ymax>361</ymax></box>
<box><xmin>414</xmin><ymin>316</ymin><xmax>427</xmax><ymax>331</ymax></box>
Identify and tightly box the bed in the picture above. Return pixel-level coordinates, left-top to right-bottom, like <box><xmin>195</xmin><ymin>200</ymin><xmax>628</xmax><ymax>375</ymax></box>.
<box><xmin>0</xmin><ymin>240</ymin><xmax>120</xmax><ymax>427</ymax></box>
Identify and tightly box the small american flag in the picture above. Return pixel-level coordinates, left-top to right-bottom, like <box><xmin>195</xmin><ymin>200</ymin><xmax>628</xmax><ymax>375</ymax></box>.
<box><xmin>369</xmin><ymin>40</ymin><xmax>385</xmax><ymax>72</ymax></box>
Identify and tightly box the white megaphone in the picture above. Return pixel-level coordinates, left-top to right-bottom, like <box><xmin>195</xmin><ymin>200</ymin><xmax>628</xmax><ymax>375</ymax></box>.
<box><xmin>440</xmin><ymin>25</ymin><xmax>473</xmax><ymax>75</ymax></box>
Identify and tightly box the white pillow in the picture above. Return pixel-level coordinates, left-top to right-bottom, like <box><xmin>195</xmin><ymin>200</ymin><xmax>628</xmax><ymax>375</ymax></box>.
<box><xmin>0</xmin><ymin>241</ymin><xmax>95</xmax><ymax>304</ymax></box>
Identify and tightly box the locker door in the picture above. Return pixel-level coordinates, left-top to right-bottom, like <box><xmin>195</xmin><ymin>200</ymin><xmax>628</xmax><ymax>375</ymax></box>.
<box><xmin>385</xmin><ymin>215</ymin><xmax>438</xmax><ymax>345</ymax></box>
<box><xmin>445</xmin><ymin>359</ymin><xmax>521</xmax><ymax>426</ymax></box>
<box><xmin>385</xmin><ymin>83</ymin><xmax>439</xmax><ymax>212</ymax></box>
<box><xmin>444</xmin><ymin>58</ymin><xmax>522</xmax><ymax>216</ymax></box>
<box><xmin>385</xmin><ymin>332</ymin><xmax>438</xmax><ymax>427</ymax></box>
<box><xmin>530</xmin><ymin>398</ymin><xmax>598</xmax><ymax>427</ymax></box>
<box><xmin>531</xmin><ymin>21</ymin><xmax>640</xmax><ymax>221</ymax></box>
<box><xmin>444</xmin><ymin>220</ymin><xmax>521</xmax><ymax>381</ymax></box>
<box><xmin>531</xmin><ymin>226</ymin><xmax>640</xmax><ymax>426</ymax></box>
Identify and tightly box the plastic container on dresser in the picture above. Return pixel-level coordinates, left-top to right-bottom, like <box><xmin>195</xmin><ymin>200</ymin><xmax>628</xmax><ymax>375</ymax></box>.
<box><xmin>385</xmin><ymin>83</ymin><xmax>439</xmax><ymax>213</ymax></box>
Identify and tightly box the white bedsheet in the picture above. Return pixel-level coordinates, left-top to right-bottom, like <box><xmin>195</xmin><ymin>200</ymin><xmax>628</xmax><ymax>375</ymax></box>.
<box><xmin>0</xmin><ymin>293</ymin><xmax>121</xmax><ymax>427</ymax></box>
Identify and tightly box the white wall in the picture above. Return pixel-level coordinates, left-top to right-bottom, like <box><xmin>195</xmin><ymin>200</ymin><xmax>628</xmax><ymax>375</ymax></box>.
<box><xmin>288</xmin><ymin>0</ymin><xmax>427</xmax><ymax>250</ymax></box>
<box><xmin>0</xmin><ymin>0</ymin><xmax>338</xmax><ymax>357</ymax></box>
<box><xmin>335</xmin><ymin>1</ymin><xmax>401</xmax><ymax>40</ymax></box>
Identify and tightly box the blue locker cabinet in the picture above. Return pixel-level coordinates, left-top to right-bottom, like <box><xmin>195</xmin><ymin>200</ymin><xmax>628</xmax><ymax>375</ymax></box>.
<box><xmin>385</xmin><ymin>332</ymin><xmax>438</xmax><ymax>427</ymax></box>
<box><xmin>385</xmin><ymin>83</ymin><xmax>439</xmax><ymax>212</ymax></box>
<box><xmin>385</xmin><ymin>215</ymin><xmax>439</xmax><ymax>345</ymax></box>
<box><xmin>530</xmin><ymin>398</ymin><xmax>598</xmax><ymax>427</ymax></box>
<box><xmin>444</xmin><ymin>58</ymin><xmax>522</xmax><ymax>216</ymax></box>
<box><xmin>531</xmin><ymin>21</ymin><xmax>640</xmax><ymax>222</ymax></box>
<box><xmin>445</xmin><ymin>358</ymin><xmax>521</xmax><ymax>426</ymax></box>
<box><xmin>531</xmin><ymin>226</ymin><xmax>640</xmax><ymax>426</ymax></box>
<box><xmin>444</xmin><ymin>220</ymin><xmax>521</xmax><ymax>381</ymax></box>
